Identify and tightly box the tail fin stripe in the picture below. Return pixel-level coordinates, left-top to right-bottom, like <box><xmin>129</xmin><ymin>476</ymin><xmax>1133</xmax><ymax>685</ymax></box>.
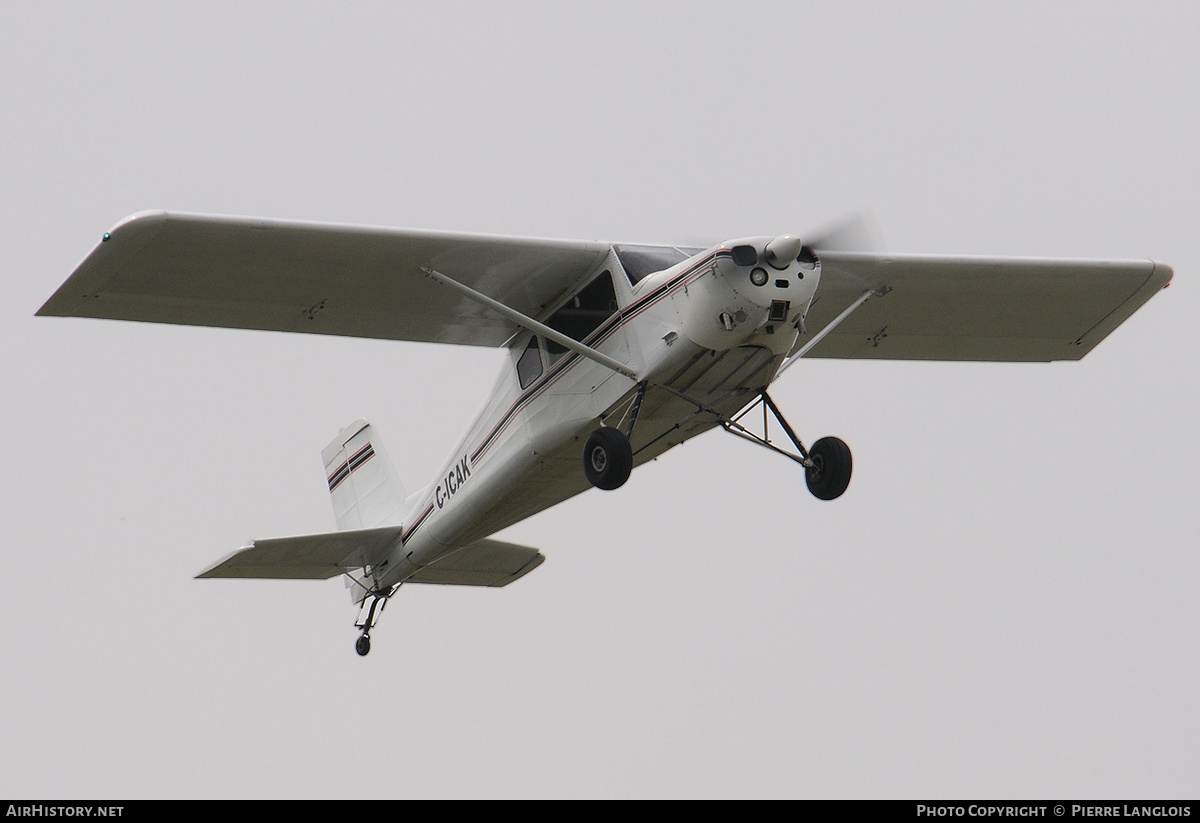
<box><xmin>324</xmin><ymin>419</ymin><xmax>406</xmax><ymax>531</ymax></box>
<box><xmin>327</xmin><ymin>442</ymin><xmax>376</xmax><ymax>491</ymax></box>
<box><xmin>328</xmin><ymin>463</ymin><xmax>350</xmax><ymax>491</ymax></box>
<box><xmin>348</xmin><ymin>443</ymin><xmax>375</xmax><ymax>470</ymax></box>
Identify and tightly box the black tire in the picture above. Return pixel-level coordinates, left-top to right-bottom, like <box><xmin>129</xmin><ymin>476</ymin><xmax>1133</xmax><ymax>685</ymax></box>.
<box><xmin>355</xmin><ymin>634</ymin><xmax>371</xmax><ymax>656</ymax></box>
<box><xmin>805</xmin><ymin>436</ymin><xmax>852</xmax><ymax>500</ymax></box>
<box><xmin>583</xmin><ymin>427</ymin><xmax>633</xmax><ymax>491</ymax></box>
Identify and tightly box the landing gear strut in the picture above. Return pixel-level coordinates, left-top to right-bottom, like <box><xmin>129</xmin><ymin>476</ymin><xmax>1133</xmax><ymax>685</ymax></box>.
<box><xmin>723</xmin><ymin>391</ymin><xmax>852</xmax><ymax>500</ymax></box>
<box><xmin>584</xmin><ymin>383</ymin><xmax>852</xmax><ymax>500</ymax></box>
<box><xmin>354</xmin><ymin>584</ymin><xmax>398</xmax><ymax>656</ymax></box>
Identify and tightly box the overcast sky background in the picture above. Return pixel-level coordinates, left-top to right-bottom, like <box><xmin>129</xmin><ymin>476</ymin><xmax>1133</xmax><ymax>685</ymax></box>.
<box><xmin>4</xmin><ymin>2</ymin><xmax>1197</xmax><ymax>799</ymax></box>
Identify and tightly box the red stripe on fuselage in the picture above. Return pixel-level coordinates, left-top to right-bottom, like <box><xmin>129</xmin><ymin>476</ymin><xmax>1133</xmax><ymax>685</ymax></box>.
<box><xmin>405</xmin><ymin>249</ymin><xmax>729</xmax><ymax>547</ymax></box>
<box><xmin>468</xmin><ymin>250</ymin><xmax>726</xmax><ymax>464</ymax></box>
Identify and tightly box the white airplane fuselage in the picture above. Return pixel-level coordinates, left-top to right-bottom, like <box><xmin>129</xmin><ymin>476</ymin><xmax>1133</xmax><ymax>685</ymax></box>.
<box><xmin>371</xmin><ymin>237</ymin><xmax>822</xmax><ymax>592</ymax></box>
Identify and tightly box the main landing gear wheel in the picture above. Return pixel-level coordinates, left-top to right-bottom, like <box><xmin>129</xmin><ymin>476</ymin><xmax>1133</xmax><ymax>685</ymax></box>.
<box><xmin>356</xmin><ymin>634</ymin><xmax>371</xmax><ymax>656</ymax></box>
<box><xmin>583</xmin><ymin>427</ymin><xmax>633</xmax><ymax>491</ymax></box>
<box><xmin>805</xmin><ymin>436</ymin><xmax>852</xmax><ymax>501</ymax></box>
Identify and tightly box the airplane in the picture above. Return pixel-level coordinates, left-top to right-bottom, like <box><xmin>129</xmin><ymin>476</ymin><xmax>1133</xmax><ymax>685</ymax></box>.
<box><xmin>37</xmin><ymin>210</ymin><xmax>1172</xmax><ymax>655</ymax></box>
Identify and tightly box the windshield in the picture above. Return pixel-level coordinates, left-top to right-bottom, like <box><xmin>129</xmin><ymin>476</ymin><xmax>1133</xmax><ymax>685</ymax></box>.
<box><xmin>614</xmin><ymin>244</ymin><xmax>701</xmax><ymax>285</ymax></box>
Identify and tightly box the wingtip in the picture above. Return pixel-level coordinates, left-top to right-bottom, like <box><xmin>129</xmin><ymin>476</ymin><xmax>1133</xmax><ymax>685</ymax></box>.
<box><xmin>1152</xmin><ymin>260</ymin><xmax>1174</xmax><ymax>288</ymax></box>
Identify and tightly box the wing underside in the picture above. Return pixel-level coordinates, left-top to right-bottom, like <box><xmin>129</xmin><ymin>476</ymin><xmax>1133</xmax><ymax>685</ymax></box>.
<box><xmin>801</xmin><ymin>252</ymin><xmax>1171</xmax><ymax>361</ymax></box>
<box><xmin>37</xmin><ymin>211</ymin><xmax>612</xmax><ymax>347</ymax></box>
<box><xmin>40</xmin><ymin>213</ymin><xmax>1170</xmax><ymax>362</ymax></box>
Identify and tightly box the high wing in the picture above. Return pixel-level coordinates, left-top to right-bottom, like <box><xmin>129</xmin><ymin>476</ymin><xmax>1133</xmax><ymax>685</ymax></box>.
<box><xmin>40</xmin><ymin>212</ymin><xmax>1170</xmax><ymax>361</ymax></box>
<box><xmin>799</xmin><ymin>251</ymin><xmax>1171</xmax><ymax>361</ymax></box>
<box><xmin>37</xmin><ymin>211</ymin><xmax>611</xmax><ymax>347</ymax></box>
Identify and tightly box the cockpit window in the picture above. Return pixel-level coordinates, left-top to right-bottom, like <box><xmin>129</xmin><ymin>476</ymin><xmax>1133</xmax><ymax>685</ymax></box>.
<box><xmin>614</xmin><ymin>244</ymin><xmax>701</xmax><ymax>285</ymax></box>
<box><xmin>545</xmin><ymin>270</ymin><xmax>618</xmax><ymax>356</ymax></box>
<box><xmin>516</xmin><ymin>336</ymin><xmax>543</xmax><ymax>389</ymax></box>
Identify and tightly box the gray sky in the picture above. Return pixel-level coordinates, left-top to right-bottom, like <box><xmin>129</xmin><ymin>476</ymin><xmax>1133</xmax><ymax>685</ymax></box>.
<box><xmin>4</xmin><ymin>1</ymin><xmax>1197</xmax><ymax>799</ymax></box>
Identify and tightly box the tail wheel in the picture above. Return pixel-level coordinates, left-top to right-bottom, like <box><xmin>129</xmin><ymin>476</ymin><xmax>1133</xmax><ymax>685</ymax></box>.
<box><xmin>583</xmin><ymin>427</ymin><xmax>633</xmax><ymax>491</ymax></box>
<box><xmin>806</xmin><ymin>436</ymin><xmax>852</xmax><ymax>500</ymax></box>
<box><xmin>355</xmin><ymin>634</ymin><xmax>371</xmax><ymax>656</ymax></box>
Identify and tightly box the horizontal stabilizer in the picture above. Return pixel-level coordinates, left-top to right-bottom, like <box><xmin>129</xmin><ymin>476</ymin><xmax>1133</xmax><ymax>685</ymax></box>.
<box><xmin>407</xmin><ymin>539</ymin><xmax>544</xmax><ymax>587</ymax></box>
<box><xmin>196</xmin><ymin>525</ymin><xmax>403</xmax><ymax>579</ymax></box>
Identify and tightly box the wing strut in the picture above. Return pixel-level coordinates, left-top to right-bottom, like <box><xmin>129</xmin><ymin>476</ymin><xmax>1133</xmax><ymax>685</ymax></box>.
<box><xmin>777</xmin><ymin>288</ymin><xmax>877</xmax><ymax>378</ymax></box>
<box><xmin>421</xmin><ymin>266</ymin><xmax>640</xmax><ymax>380</ymax></box>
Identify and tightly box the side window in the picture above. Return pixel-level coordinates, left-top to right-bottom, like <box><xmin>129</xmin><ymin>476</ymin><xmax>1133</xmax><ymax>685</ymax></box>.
<box><xmin>516</xmin><ymin>336</ymin><xmax>543</xmax><ymax>390</ymax></box>
<box><xmin>545</xmin><ymin>270</ymin><xmax>618</xmax><ymax>358</ymax></box>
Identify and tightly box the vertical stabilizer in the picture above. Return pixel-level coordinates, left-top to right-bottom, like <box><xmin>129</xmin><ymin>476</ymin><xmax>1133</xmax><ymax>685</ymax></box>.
<box><xmin>322</xmin><ymin>419</ymin><xmax>407</xmax><ymax>530</ymax></box>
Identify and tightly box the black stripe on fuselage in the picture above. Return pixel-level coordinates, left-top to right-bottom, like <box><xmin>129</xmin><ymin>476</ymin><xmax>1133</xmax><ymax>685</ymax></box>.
<box><xmin>401</xmin><ymin>502</ymin><xmax>435</xmax><ymax>545</ymax></box>
<box><xmin>405</xmin><ymin>249</ymin><xmax>731</xmax><ymax>548</ymax></box>
<box><xmin>468</xmin><ymin>249</ymin><xmax>729</xmax><ymax>465</ymax></box>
